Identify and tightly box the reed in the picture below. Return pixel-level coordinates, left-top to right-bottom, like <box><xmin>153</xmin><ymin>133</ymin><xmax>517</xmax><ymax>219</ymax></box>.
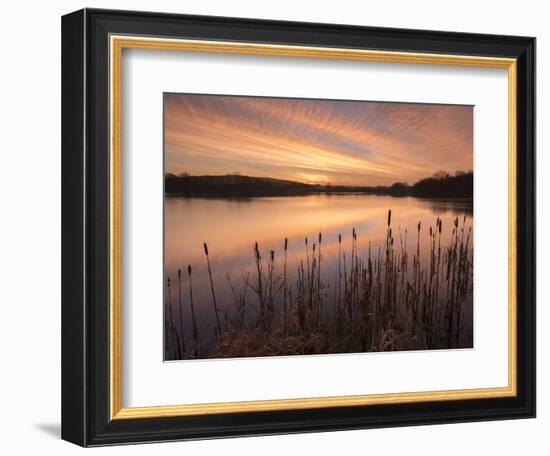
<box><xmin>166</xmin><ymin>210</ymin><xmax>473</xmax><ymax>359</ymax></box>
<box><xmin>204</xmin><ymin>242</ymin><xmax>221</xmax><ymax>337</ymax></box>
<box><xmin>338</xmin><ymin>234</ymin><xmax>342</xmax><ymax>310</ymax></box>
<box><xmin>187</xmin><ymin>264</ymin><xmax>199</xmax><ymax>357</ymax></box>
<box><xmin>166</xmin><ymin>277</ymin><xmax>174</xmax><ymax>357</ymax></box>
<box><xmin>318</xmin><ymin>232</ymin><xmax>322</xmax><ymax>306</ymax></box>
<box><xmin>253</xmin><ymin>241</ymin><xmax>265</xmax><ymax>323</ymax></box>
<box><xmin>268</xmin><ymin>249</ymin><xmax>275</xmax><ymax>324</ymax></box>
<box><xmin>177</xmin><ymin>269</ymin><xmax>186</xmax><ymax>354</ymax></box>
<box><xmin>283</xmin><ymin>238</ymin><xmax>288</xmax><ymax>334</ymax></box>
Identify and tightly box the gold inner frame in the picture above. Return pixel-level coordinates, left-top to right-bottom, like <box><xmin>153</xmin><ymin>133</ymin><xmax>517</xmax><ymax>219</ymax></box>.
<box><xmin>109</xmin><ymin>35</ymin><xmax>517</xmax><ymax>420</ymax></box>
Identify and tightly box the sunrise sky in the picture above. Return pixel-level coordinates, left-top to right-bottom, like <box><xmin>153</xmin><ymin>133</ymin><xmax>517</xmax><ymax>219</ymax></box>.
<box><xmin>164</xmin><ymin>93</ymin><xmax>473</xmax><ymax>186</ymax></box>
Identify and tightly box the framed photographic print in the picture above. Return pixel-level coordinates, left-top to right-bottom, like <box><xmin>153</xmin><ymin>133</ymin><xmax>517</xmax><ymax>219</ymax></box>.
<box><xmin>61</xmin><ymin>8</ymin><xmax>536</xmax><ymax>446</ymax></box>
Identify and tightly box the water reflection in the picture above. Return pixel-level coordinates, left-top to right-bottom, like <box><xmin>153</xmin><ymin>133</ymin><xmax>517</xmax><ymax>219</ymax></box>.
<box><xmin>164</xmin><ymin>194</ymin><xmax>473</xmax><ymax>360</ymax></box>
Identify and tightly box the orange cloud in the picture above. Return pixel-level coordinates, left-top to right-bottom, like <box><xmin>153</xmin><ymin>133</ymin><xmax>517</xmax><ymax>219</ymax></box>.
<box><xmin>164</xmin><ymin>93</ymin><xmax>472</xmax><ymax>186</ymax></box>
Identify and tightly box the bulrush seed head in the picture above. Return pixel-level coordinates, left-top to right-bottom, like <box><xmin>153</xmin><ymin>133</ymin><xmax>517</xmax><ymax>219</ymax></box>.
<box><xmin>168</xmin><ymin>209</ymin><xmax>473</xmax><ymax>358</ymax></box>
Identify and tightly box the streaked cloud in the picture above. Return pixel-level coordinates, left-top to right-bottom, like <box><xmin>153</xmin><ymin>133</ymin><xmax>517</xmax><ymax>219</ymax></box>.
<box><xmin>165</xmin><ymin>93</ymin><xmax>472</xmax><ymax>186</ymax></box>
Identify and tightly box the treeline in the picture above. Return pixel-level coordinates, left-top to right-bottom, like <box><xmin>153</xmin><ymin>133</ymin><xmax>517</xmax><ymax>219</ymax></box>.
<box><xmin>165</xmin><ymin>170</ymin><xmax>473</xmax><ymax>198</ymax></box>
<box><xmin>412</xmin><ymin>171</ymin><xmax>473</xmax><ymax>197</ymax></box>
<box><xmin>165</xmin><ymin>174</ymin><xmax>315</xmax><ymax>197</ymax></box>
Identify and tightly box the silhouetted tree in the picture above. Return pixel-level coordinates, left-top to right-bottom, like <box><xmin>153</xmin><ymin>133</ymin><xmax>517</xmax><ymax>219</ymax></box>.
<box><xmin>412</xmin><ymin>170</ymin><xmax>472</xmax><ymax>197</ymax></box>
<box><xmin>165</xmin><ymin>171</ymin><xmax>472</xmax><ymax>198</ymax></box>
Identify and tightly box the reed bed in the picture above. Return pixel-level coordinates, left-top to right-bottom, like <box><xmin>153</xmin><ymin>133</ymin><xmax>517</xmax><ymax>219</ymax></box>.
<box><xmin>165</xmin><ymin>210</ymin><xmax>473</xmax><ymax>359</ymax></box>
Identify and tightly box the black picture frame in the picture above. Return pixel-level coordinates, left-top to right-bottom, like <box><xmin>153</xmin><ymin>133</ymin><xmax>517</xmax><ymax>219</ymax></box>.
<box><xmin>62</xmin><ymin>8</ymin><xmax>535</xmax><ymax>447</ymax></box>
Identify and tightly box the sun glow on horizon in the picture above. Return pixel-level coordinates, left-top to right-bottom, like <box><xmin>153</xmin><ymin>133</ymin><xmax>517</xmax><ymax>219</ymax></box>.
<box><xmin>164</xmin><ymin>94</ymin><xmax>473</xmax><ymax>186</ymax></box>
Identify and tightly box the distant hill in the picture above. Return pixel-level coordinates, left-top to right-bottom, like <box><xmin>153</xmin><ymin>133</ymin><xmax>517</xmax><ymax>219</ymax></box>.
<box><xmin>165</xmin><ymin>174</ymin><xmax>315</xmax><ymax>196</ymax></box>
<box><xmin>165</xmin><ymin>171</ymin><xmax>473</xmax><ymax>198</ymax></box>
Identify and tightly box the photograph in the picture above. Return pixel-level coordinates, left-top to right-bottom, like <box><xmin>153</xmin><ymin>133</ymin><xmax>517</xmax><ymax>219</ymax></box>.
<box><xmin>58</xmin><ymin>6</ymin><xmax>536</xmax><ymax>447</ymax></box>
<box><xmin>163</xmin><ymin>93</ymin><xmax>474</xmax><ymax>360</ymax></box>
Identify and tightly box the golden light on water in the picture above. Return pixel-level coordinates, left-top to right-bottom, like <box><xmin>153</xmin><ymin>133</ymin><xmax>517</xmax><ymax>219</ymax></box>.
<box><xmin>163</xmin><ymin>93</ymin><xmax>475</xmax><ymax>360</ymax></box>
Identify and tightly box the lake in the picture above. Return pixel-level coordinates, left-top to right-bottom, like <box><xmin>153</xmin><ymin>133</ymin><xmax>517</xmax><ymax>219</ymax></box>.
<box><xmin>164</xmin><ymin>194</ymin><xmax>473</xmax><ymax>359</ymax></box>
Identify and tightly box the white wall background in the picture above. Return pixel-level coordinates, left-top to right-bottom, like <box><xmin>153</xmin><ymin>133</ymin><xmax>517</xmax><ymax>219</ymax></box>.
<box><xmin>0</xmin><ymin>0</ymin><xmax>544</xmax><ymax>454</ymax></box>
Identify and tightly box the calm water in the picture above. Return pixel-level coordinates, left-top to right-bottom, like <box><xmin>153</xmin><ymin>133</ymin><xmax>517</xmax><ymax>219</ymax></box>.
<box><xmin>164</xmin><ymin>194</ymin><xmax>473</xmax><ymax>359</ymax></box>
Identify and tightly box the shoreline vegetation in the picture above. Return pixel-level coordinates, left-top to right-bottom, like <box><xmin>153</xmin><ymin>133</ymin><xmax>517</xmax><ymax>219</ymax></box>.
<box><xmin>165</xmin><ymin>170</ymin><xmax>473</xmax><ymax>199</ymax></box>
<box><xmin>165</xmin><ymin>209</ymin><xmax>473</xmax><ymax>360</ymax></box>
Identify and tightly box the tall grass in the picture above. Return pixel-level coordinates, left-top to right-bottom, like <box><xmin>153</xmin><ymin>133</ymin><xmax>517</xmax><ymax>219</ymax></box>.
<box><xmin>166</xmin><ymin>210</ymin><xmax>473</xmax><ymax>359</ymax></box>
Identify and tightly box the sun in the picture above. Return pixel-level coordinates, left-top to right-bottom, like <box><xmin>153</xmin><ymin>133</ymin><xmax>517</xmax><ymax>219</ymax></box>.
<box><xmin>297</xmin><ymin>173</ymin><xmax>331</xmax><ymax>185</ymax></box>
